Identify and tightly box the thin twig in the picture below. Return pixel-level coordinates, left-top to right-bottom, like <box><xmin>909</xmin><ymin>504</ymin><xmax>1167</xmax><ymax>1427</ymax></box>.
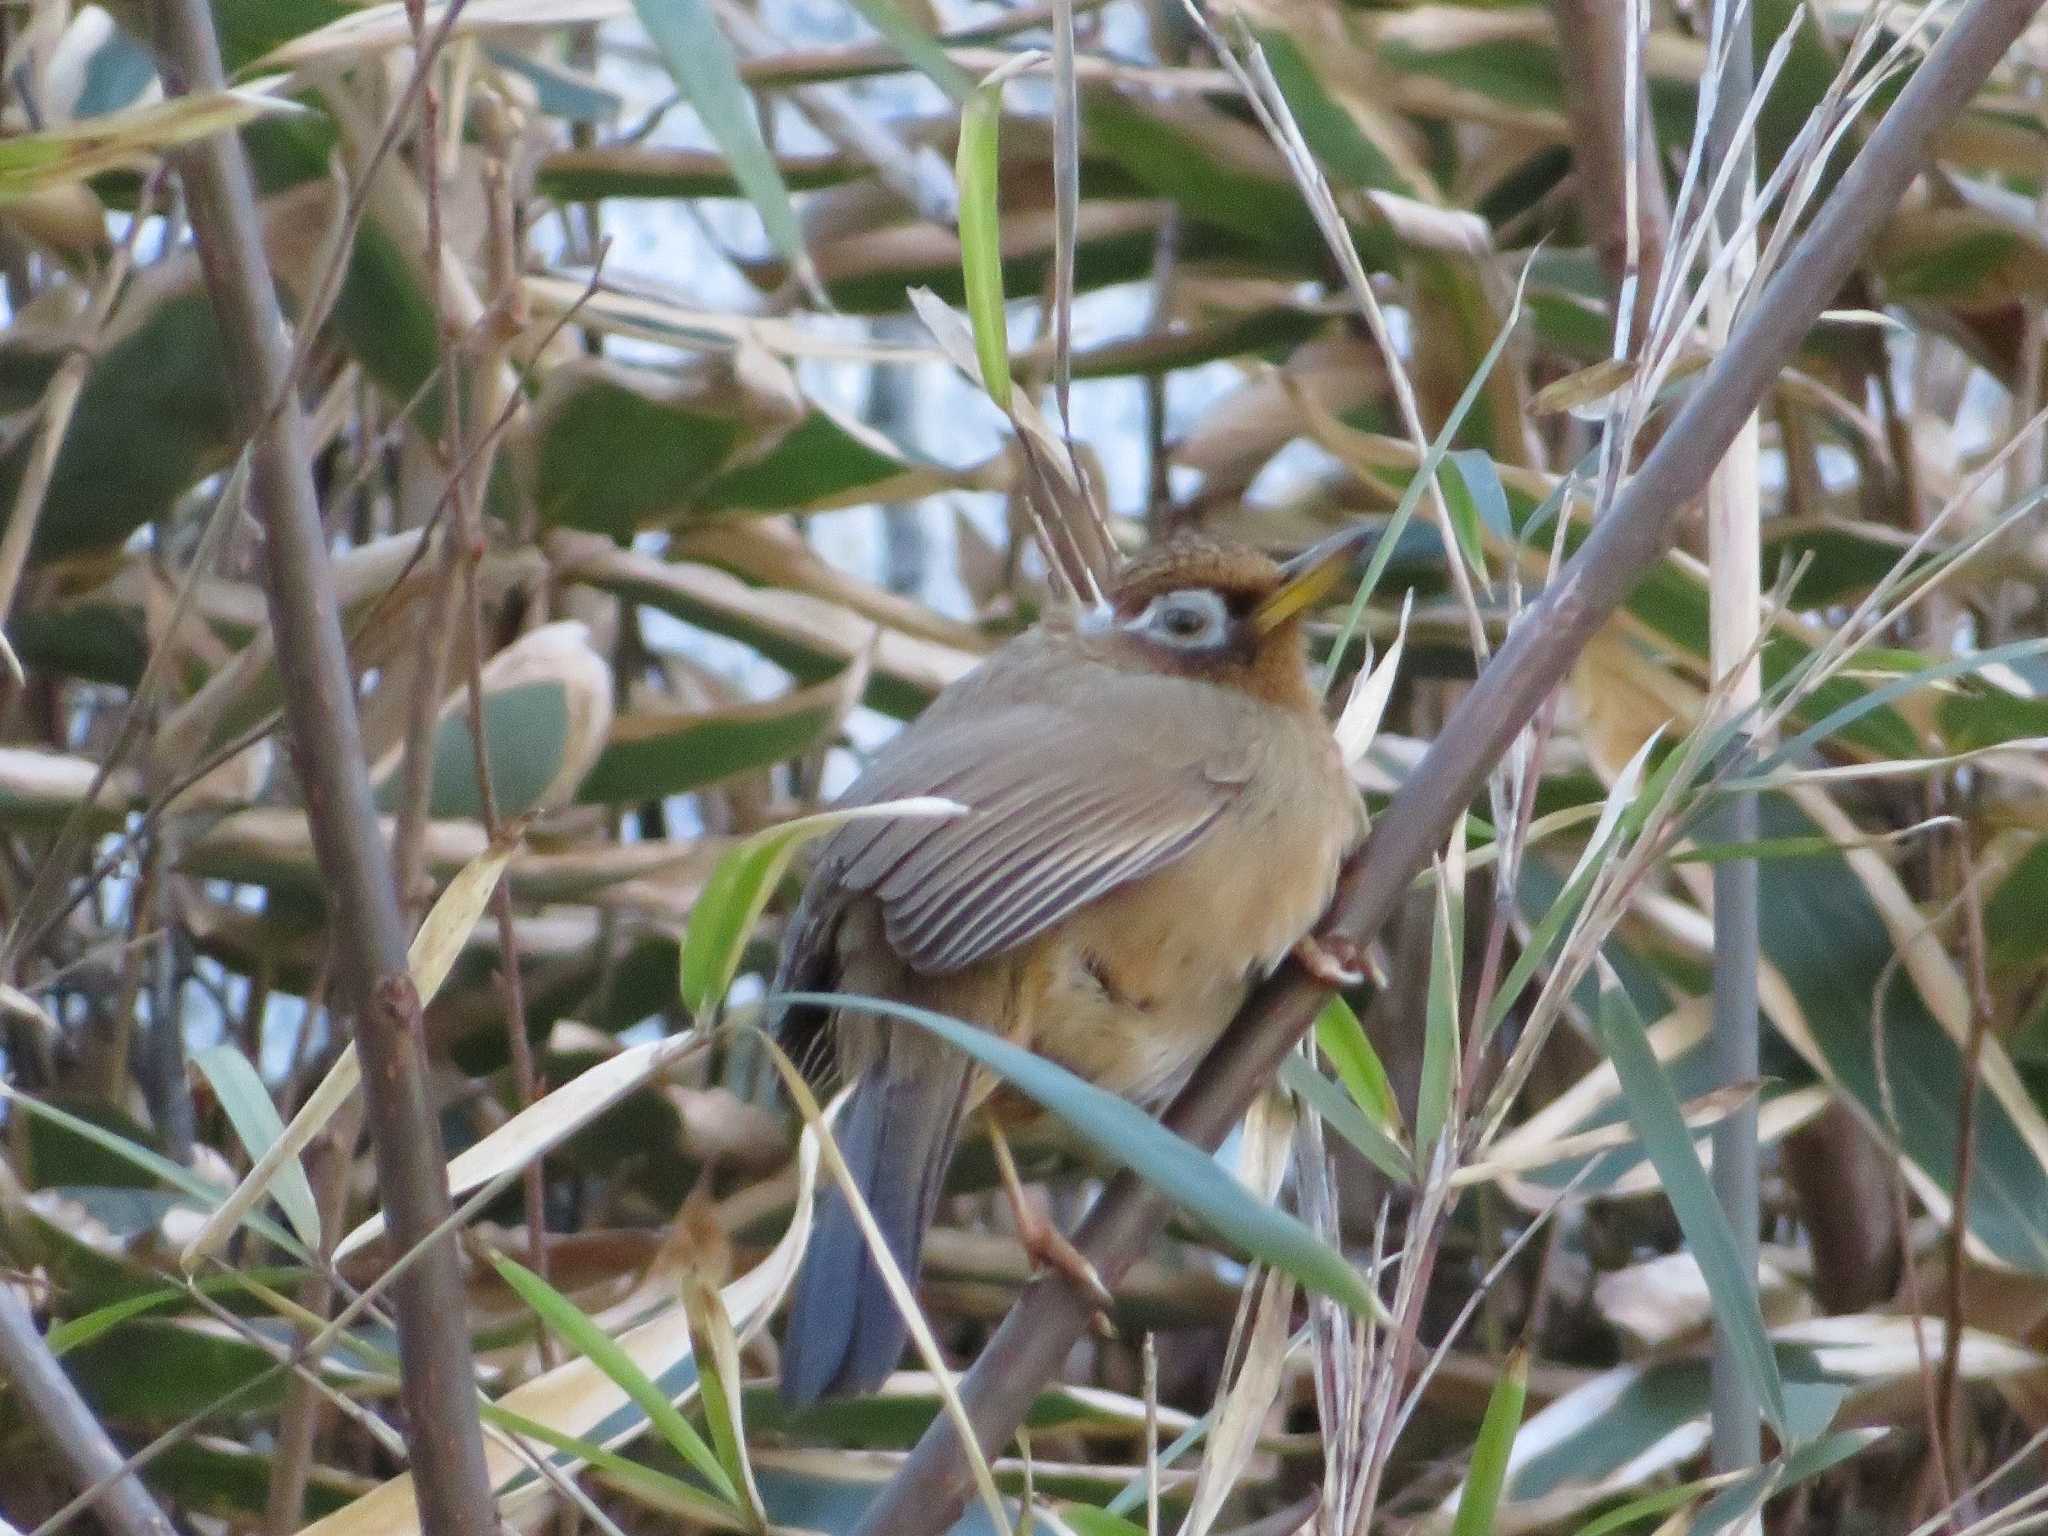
<box><xmin>1937</xmin><ymin>833</ymin><xmax>2000</xmax><ymax>1528</ymax></box>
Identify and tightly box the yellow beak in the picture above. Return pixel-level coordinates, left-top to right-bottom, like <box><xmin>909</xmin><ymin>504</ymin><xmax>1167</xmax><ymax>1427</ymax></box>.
<box><xmin>1252</xmin><ymin>524</ymin><xmax>1379</xmax><ymax>635</ymax></box>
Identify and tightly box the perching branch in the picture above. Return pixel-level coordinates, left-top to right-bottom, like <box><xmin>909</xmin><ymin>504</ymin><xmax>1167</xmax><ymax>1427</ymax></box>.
<box><xmin>143</xmin><ymin>3</ymin><xmax>499</xmax><ymax>1535</ymax></box>
<box><xmin>851</xmin><ymin>4</ymin><xmax>2046</xmax><ymax>1532</ymax></box>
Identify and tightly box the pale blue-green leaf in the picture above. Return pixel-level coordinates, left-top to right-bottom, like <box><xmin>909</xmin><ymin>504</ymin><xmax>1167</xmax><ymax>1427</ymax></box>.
<box><xmin>633</xmin><ymin>0</ymin><xmax>813</xmax><ymax>290</ymax></box>
<box><xmin>776</xmin><ymin>991</ymin><xmax>1376</xmax><ymax>1317</ymax></box>
<box><xmin>1593</xmin><ymin>980</ymin><xmax>1787</xmax><ymax>1435</ymax></box>
<box><xmin>1280</xmin><ymin>1054</ymin><xmax>1409</xmax><ymax>1184</ymax></box>
<box><xmin>192</xmin><ymin>1044</ymin><xmax>321</xmax><ymax>1252</ymax></box>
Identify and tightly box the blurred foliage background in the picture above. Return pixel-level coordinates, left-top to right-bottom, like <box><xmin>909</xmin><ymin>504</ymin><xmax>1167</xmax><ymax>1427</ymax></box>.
<box><xmin>0</xmin><ymin>1</ymin><xmax>2047</xmax><ymax>1534</ymax></box>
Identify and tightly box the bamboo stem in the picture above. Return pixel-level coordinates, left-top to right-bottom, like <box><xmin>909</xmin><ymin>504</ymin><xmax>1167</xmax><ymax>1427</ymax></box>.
<box><xmin>0</xmin><ymin>1283</ymin><xmax>175</xmax><ymax>1536</ymax></box>
<box><xmin>142</xmin><ymin>2</ymin><xmax>499</xmax><ymax>1533</ymax></box>
<box><xmin>1702</xmin><ymin>0</ymin><xmax>1765</xmax><ymax>1493</ymax></box>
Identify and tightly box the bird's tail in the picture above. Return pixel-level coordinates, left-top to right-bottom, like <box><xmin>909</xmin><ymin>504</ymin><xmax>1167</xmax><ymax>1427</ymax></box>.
<box><xmin>780</xmin><ymin>1053</ymin><xmax>970</xmax><ymax>1405</ymax></box>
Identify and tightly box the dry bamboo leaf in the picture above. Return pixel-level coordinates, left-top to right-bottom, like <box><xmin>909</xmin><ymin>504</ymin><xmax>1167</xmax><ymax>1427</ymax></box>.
<box><xmin>335</xmin><ymin>1031</ymin><xmax>706</xmax><ymax>1262</ymax></box>
<box><xmin>302</xmin><ymin>1110</ymin><xmax>823</xmax><ymax>1536</ymax></box>
<box><xmin>178</xmin><ymin>828</ymin><xmax>524</xmax><ymax>1269</ymax></box>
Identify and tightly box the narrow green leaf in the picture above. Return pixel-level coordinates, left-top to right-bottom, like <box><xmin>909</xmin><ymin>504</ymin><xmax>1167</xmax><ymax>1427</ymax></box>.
<box><xmin>677</xmin><ymin>797</ymin><xmax>964</xmax><ymax>1016</ymax></box>
<box><xmin>1416</xmin><ymin>870</ymin><xmax>1461</xmax><ymax>1162</ymax></box>
<box><xmin>483</xmin><ymin>1402</ymin><xmax>741</xmax><ymax>1527</ymax></box>
<box><xmin>490</xmin><ymin>1254</ymin><xmax>741</xmax><ymax>1510</ymax></box>
<box><xmin>1281</xmin><ymin>1054</ymin><xmax>1410</xmax><ymax>1185</ymax></box>
<box><xmin>0</xmin><ymin>1085</ymin><xmax>300</xmax><ymax>1256</ymax></box>
<box><xmin>632</xmin><ymin>0</ymin><xmax>814</xmax><ymax>290</ymax></box>
<box><xmin>955</xmin><ymin>80</ymin><xmax>1012</xmax><ymax>412</ymax></box>
<box><xmin>1770</xmin><ymin>635</ymin><xmax>2048</xmax><ymax>768</ymax></box>
<box><xmin>681</xmin><ymin>1274</ymin><xmax>767</xmax><ymax>1533</ymax></box>
<box><xmin>1689</xmin><ymin>1429</ymin><xmax>1884</xmax><ymax>1536</ymax></box>
<box><xmin>1441</xmin><ymin>449</ymin><xmax>1505</xmax><ymax>583</ymax></box>
<box><xmin>1451</xmin><ymin>1344</ymin><xmax>1528</xmax><ymax>1536</ymax></box>
<box><xmin>192</xmin><ymin>1044</ymin><xmax>321</xmax><ymax>1252</ymax></box>
<box><xmin>679</xmin><ymin>840</ymin><xmax>783</xmax><ymax>1018</ymax></box>
<box><xmin>1060</xmin><ymin>1509</ymin><xmax>1149</xmax><ymax>1536</ymax></box>
<box><xmin>1326</xmin><ymin>255</ymin><xmax>1531</xmax><ymax>682</ymax></box>
<box><xmin>1592</xmin><ymin>979</ymin><xmax>1787</xmax><ymax>1435</ymax></box>
<box><xmin>1566</xmin><ymin>1477</ymin><xmax>1729</xmax><ymax>1536</ymax></box>
<box><xmin>778</xmin><ymin>991</ymin><xmax>1377</xmax><ymax>1318</ymax></box>
<box><xmin>842</xmin><ymin>0</ymin><xmax>974</xmax><ymax>100</ymax></box>
<box><xmin>1314</xmin><ymin>993</ymin><xmax>1404</xmax><ymax>1134</ymax></box>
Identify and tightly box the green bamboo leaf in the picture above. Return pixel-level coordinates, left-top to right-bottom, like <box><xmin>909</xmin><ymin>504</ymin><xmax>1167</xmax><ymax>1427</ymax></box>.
<box><xmin>1060</xmin><ymin>1509</ymin><xmax>1149</xmax><ymax>1536</ymax></box>
<box><xmin>1566</xmin><ymin>1476</ymin><xmax>1732</xmax><ymax>1536</ymax></box>
<box><xmin>1327</xmin><ymin>255</ymin><xmax>1531</xmax><ymax>680</ymax></box>
<box><xmin>1280</xmin><ymin>1054</ymin><xmax>1409</xmax><ymax>1185</ymax></box>
<box><xmin>632</xmin><ymin>0</ymin><xmax>814</xmax><ymax>292</ymax></box>
<box><xmin>1451</xmin><ymin>1344</ymin><xmax>1528</xmax><ymax>1536</ymax></box>
<box><xmin>779</xmin><ymin>990</ymin><xmax>1377</xmax><ymax>1318</ymax></box>
<box><xmin>1771</xmin><ymin>634</ymin><xmax>2048</xmax><ymax>767</ymax></box>
<box><xmin>192</xmin><ymin>1044</ymin><xmax>320</xmax><ymax>1252</ymax></box>
<box><xmin>0</xmin><ymin>1085</ymin><xmax>300</xmax><ymax>1256</ymax></box>
<box><xmin>955</xmin><ymin>79</ymin><xmax>1012</xmax><ymax>412</ymax></box>
<box><xmin>678</xmin><ymin>798</ymin><xmax>964</xmax><ymax>1016</ymax></box>
<box><xmin>843</xmin><ymin>0</ymin><xmax>975</xmax><ymax>100</ymax></box>
<box><xmin>1314</xmin><ymin>993</ymin><xmax>1404</xmax><ymax>1134</ymax></box>
<box><xmin>1592</xmin><ymin>978</ymin><xmax>1788</xmax><ymax>1435</ymax></box>
<box><xmin>1416</xmin><ymin>870</ymin><xmax>1461</xmax><ymax>1162</ymax></box>
<box><xmin>681</xmin><ymin>1273</ymin><xmax>767</xmax><ymax>1533</ymax></box>
<box><xmin>489</xmin><ymin>1254</ymin><xmax>740</xmax><ymax>1510</ymax></box>
<box><xmin>1689</xmin><ymin>1429</ymin><xmax>1884</xmax><ymax>1536</ymax></box>
<box><xmin>482</xmin><ymin>1403</ymin><xmax>740</xmax><ymax>1527</ymax></box>
<box><xmin>1446</xmin><ymin>448</ymin><xmax>1511</xmax><ymax>579</ymax></box>
<box><xmin>1437</xmin><ymin>456</ymin><xmax>1491</xmax><ymax>584</ymax></box>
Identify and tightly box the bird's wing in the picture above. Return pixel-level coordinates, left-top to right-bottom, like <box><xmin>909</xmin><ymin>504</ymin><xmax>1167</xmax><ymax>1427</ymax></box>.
<box><xmin>791</xmin><ymin>696</ymin><xmax>1250</xmax><ymax>977</ymax></box>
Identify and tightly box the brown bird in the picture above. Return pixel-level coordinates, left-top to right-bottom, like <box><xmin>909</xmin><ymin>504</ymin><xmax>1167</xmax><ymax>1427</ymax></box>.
<box><xmin>775</xmin><ymin>529</ymin><xmax>1371</xmax><ymax>1404</ymax></box>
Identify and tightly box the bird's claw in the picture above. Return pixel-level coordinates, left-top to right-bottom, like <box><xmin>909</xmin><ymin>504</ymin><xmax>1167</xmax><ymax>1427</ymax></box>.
<box><xmin>1295</xmin><ymin>933</ymin><xmax>1368</xmax><ymax>989</ymax></box>
<box><xmin>1013</xmin><ymin>1200</ymin><xmax>1117</xmax><ymax>1330</ymax></box>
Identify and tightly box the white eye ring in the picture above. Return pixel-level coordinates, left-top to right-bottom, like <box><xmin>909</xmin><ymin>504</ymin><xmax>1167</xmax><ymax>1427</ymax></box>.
<box><xmin>1128</xmin><ymin>588</ymin><xmax>1229</xmax><ymax>650</ymax></box>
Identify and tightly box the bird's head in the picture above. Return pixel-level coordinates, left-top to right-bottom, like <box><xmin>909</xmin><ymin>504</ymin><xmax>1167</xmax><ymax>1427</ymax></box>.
<box><xmin>1073</xmin><ymin>526</ymin><xmax>1375</xmax><ymax>707</ymax></box>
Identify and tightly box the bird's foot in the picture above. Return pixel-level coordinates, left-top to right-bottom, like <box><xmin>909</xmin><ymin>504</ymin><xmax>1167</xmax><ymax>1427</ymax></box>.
<box><xmin>1010</xmin><ymin>1192</ymin><xmax>1117</xmax><ymax>1333</ymax></box>
<box><xmin>1294</xmin><ymin>933</ymin><xmax>1368</xmax><ymax>989</ymax></box>
<box><xmin>986</xmin><ymin>1113</ymin><xmax>1116</xmax><ymax>1332</ymax></box>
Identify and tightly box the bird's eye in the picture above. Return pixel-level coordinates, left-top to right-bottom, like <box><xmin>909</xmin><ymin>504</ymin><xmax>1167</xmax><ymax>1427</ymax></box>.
<box><xmin>1130</xmin><ymin>588</ymin><xmax>1227</xmax><ymax>650</ymax></box>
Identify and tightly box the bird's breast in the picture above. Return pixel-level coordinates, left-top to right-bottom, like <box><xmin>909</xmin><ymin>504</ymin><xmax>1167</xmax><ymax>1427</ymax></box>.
<box><xmin>1016</xmin><ymin>729</ymin><xmax>1356</xmax><ymax>1105</ymax></box>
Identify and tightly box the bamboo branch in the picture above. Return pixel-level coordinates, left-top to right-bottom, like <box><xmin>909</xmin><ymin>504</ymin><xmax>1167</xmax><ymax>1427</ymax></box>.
<box><xmin>1700</xmin><ymin>0</ymin><xmax>1765</xmax><ymax>1494</ymax></box>
<box><xmin>142</xmin><ymin>3</ymin><xmax>499</xmax><ymax>1535</ymax></box>
<box><xmin>850</xmin><ymin>4</ymin><xmax>2045</xmax><ymax>1531</ymax></box>
<box><xmin>1552</xmin><ymin>0</ymin><xmax>1669</xmax><ymax>339</ymax></box>
<box><xmin>0</xmin><ymin>1283</ymin><xmax>175</xmax><ymax>1536</ymax></box>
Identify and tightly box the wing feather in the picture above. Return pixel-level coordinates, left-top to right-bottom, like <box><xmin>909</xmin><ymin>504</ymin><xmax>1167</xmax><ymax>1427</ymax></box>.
<box><xmin>792</xmin><ymin>691</ymin><xmax>1244</xmax><ymax>977</ymax></box>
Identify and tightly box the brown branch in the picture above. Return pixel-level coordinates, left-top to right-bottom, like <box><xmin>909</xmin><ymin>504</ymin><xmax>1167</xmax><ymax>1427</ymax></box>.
<box><xmin>850</xmin><ymin>4</ymin><xmax>2046</xmax><ymax>1531</ymax></box>
<box><xmin>1551</xmin><ymin>0</ymin><xmax>1669</xmax><ymax>338</ymax></box>
<box><xmin>143</xmin><ymin>3</ymin><xmax>499</xmax><ymax>1535</ymax></box>
<box><xmin>0</xmin><ymin>1283</ymin><xmax>176</xmax><ymax>1536</ymax></box>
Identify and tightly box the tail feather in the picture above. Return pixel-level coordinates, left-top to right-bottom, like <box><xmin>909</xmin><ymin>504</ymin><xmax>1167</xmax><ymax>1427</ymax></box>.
<box><xmin>781</xmin><ymin>1056</ymin><xmax>969</xmax><ymax>1405</ymax></box>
